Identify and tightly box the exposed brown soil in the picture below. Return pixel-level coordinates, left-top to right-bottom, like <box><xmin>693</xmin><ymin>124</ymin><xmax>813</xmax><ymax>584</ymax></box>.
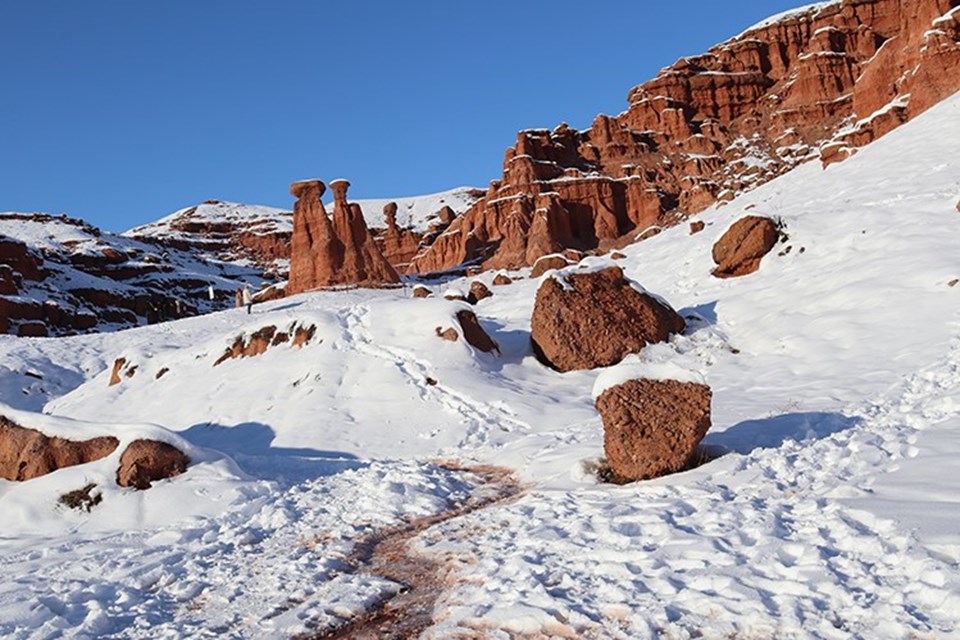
<box><xmin>297</xmin><ymin>463</ymin><xmax>523</xmax><ymax>640</ymax></box>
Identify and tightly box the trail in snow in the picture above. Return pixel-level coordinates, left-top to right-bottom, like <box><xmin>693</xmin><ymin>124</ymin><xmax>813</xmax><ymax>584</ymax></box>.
<box><xmin>300</xmin><ymin>464</ymin><xmax>523</xmax><ymax>640</ymax></box>
<box><xmin>418</xmin><ymin>338</ymin><xmax>960</xmax><ymax>639</ymax></box>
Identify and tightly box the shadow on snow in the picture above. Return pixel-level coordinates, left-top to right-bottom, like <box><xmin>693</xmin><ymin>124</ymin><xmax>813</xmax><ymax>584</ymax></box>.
<box><xmin>706</xmin><ymin>411</ymin><xmax>861</xmax><ymax>455</ymax></box>
<box><xmin>180</xmin><ymin>421</ymin><xmax>364</xmax><ymax>485</ymax></box>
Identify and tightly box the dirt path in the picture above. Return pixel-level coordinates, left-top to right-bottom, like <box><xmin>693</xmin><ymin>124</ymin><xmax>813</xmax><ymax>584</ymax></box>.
<box><xmin>295</xmin><ymin>463</ymin><xmax>524</xmax><ymax>640</ymax></box>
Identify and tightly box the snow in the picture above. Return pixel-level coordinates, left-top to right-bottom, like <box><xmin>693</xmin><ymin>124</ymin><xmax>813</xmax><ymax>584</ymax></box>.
<box><xmin>1</xmin><ymin>90</ymin><xmax>960</xmax><ymax>638</ymax></box>
<box><xmin>325</xmin><ymin>186</ymin><xmax>481</xmax><ymax>232</ymax></box>
<box><xmin>592</xmin><ymin>355</ymin><xmax>707</xmax><ymax>399</ymax></box>
<box><xmin>734</xmin><ymin>1</ymin><xmax>840</xmax><ymax>40</ymax></box>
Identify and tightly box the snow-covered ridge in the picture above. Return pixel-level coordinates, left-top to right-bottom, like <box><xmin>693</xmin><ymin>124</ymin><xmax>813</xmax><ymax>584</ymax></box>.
<box><xmin>735</xmin><ymin>1</ymin><xmax>840</xmax><ymax>40</ymax></box>
<box><xmin>327</xmin><ymin>185</ymin><xmax>483</xmax><ymax>232</ymax></box>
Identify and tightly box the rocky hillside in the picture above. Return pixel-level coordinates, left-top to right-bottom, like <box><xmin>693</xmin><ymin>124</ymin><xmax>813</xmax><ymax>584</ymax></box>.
<box><xmin>0</xmin><ymin>212</ymin><xmax>268</xmax><ymax>337</ymax></box>
<box><xmin>408</xmin><ymin>0</ymin><xmax>960</xmax><ymax>273</ymax></box>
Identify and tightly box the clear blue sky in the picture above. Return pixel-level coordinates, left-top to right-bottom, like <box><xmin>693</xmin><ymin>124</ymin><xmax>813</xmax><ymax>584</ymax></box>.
<box><xmin>0</xmin><ymin>1</ymin><xmax>812</xmax><ymax>232</ymax></box>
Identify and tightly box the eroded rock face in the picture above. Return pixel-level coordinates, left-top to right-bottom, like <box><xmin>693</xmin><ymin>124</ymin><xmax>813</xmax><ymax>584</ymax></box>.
<box><xmin>407</xmin><ymin>0</ymin><xmax>960</xmax><ymax>274</ymax></box>
<box><xmin>287</xmin><ymin>180</ymin><xmax>400</xmax><ymax>293</ymax></box>
<box><xmin>531</xmin><ymin>266</ymin><xmax>685</xmax><ymax>372</ymax></box>
<box><xmin>0</xmin><ymin>416</ymin><xmax>119</xmax><ymax>481</ymax></box>
<box><xmin>116</xmin><ymin>439</ymin><xmax>189</xmax><ymax>489</ymax></box>
<box><xmin>712</xmin><ymin>215</ymin><xmax>782</xmax><ymax>278</ymax></box>
<box><xmin>596</xmin><ymin>378</ymin><xmax>712</xmax><ymax>481</ymax></box>
<box><xmin>374</xmin><ymin>202</ymin><xmax>424</xmax><ymax>271</ymax></box>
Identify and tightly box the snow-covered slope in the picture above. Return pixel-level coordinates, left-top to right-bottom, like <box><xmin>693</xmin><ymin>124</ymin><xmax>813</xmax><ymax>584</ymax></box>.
<box><xmin>331</xmin><ymin>185</ymin><xmax>484</xmax><ymax>231</ymax></box>
<box><xmin>1</xmin><ymin>93</ymin><xmax>959</xmax><ymax>638</ymax></box>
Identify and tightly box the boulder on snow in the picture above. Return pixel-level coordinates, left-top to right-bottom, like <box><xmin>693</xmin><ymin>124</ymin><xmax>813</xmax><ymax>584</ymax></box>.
<box><xmin>467</xmin><ymin>280</ymin><xmax>492</xmax><ymax>304</ymax></box>
<box><xmin>0</xmin><ymin>416</ymin><xmax>119</xmax><ymax>482</ymax></box>
<box><xmin>596</xmin><ymin>378</ymin><xmax>712</xmax><ymax>481</ymax></box>
<box><xmin>116</xmin><ymin>439</ymin><xmax>190</xmax><ymax>490</ymax></box>
<box><xmin>435</xmin><ymin>309</ymin><xmax>500</xmax><ymax>354</ymax></box>
<box><xmin>689</xmin><ymin>220</ymin><xmax>705</xmax><ymax>235</ymax></box>
<box><xmin>492</xmin><ymin>273</ymin><xmax>513</xmax><ymax>286</ymax></box>
<box><xmin>412</xmin><ymin>285</ymin><xmax>432</xmax><ymax>298</ymax></box>
<box><xmin>530</xmin><ymin>266</ymin><xmax>684</xmax><ymax>372</ymax></box>
<box><xmin>712</xmin><ymin>215</ymin><xmax>781</xmax><ymax>278</ymax></box>
<box><xmin>530</xmin><ymin>254</ymin><xmax>574</xmax><ymax>278</ymax></box>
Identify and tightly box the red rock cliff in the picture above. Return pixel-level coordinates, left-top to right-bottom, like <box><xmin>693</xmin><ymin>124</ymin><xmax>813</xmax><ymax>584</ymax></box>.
<box><xmin>409</xmin><ymin>0</ymin><xmax>960</xmax><ymax>274</ymax></box>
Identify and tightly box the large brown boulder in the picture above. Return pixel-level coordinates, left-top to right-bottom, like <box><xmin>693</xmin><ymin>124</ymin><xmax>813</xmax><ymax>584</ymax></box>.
<box><xmin>287</xmin><ymin>179</ymin><xmax>400</xmax><ymax>293</ymax></box>
<box><xmin>712</xmin><ymin>216</ymin><xmax>781</xmax><ymax>278</ymax></box>
<box><xmin>530</xmin><ymin>254</ymin><xmax>573</xmax><ymax>278</ymax></box>
<box><xmin>531</xmin><ymin>266</ymin><xmax>684</xmax><ymax>372</ymax></box>
<box><xmin>0</xmin><ymin>416</ymin><xmax>119</xmax><ymax>481</ymax></box>
<box><xmin>596</xmin><ymin>378</ymin><xmax>712</xmax><ymax>481</ymax></box>
<box><xmin>117</xmin><ymin>440</ymin><xmax>190</xmax><ymax>489</ymax></box>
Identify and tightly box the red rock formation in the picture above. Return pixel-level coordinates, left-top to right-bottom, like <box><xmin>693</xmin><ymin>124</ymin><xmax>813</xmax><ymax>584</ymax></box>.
<box><xmin>530</xmin><ymin>266</ymin><xmax>685</xmax><ymax>372</ymax></box>
<box><xmin>596</xmin><ymin>378</ymin><xmax>712</xmax><ymax>481</ymax></box>
<box><xmin>530</xmin><ymin>254</ymin><xmax>574</xmax><ymax>278</ymax></box>
<box><xmin>287</xmin><ymin>179</ymin><xmax>400</xmax><ymax>293</ymax></box>
<box><xmin>492</xmin><ymin>273</ymin><xmax>513</xmax><ymax>286</ymax></box>
<box><xmin>467</xmin><ymin>280</ymin><xmax>493</xmax><ymax>304</ymax></box>
<box><xmin>116</xmin><ymin>440</ymin><xmax>190</xmax><ymax>489</ymax></box>
<box><xmin>408</xmin><ymin>0</ymin><xmax>960</xmax><ymax>274</ymax></box>
<box><xmin>374</xmin><ymin>202</ymin><xmax>424</xmax><ymax>271</ymax></box>
<box><xmin>214</xmin><ymin>323</ymin><xmax>317</xmax><ymax>365</ymax></box>
<box><xmin>435</xmin><ymin>309</ymin><xmax>500</xmax><ymax>354</ymax></box>
<box><xmin>712</xmin><ymin>216</ymin><xmax>782</xmax><ymax>278</ymax></box>
<box><xmin>0</xmin><ymin>416</ymin><xmax>119</xmax><ymax>481</ymax></box>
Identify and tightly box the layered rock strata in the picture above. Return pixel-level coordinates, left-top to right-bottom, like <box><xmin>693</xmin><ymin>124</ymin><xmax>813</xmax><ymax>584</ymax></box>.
<box><xmin>408</xmin><ymin>0</ymin><xmax>960</xmax><ymax>274</ymax></box>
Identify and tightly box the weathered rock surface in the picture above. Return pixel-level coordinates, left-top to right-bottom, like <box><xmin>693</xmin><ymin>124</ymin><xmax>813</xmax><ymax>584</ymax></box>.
<box><xmin>287</xmin><ymin>180</ymin><xmax>400</xmax><ymax>293</ymax></box>
<box><xmin>407</xmin><ymin>0</ymin><xmax>960</xmax><ymax>274</ymax></box>
<box><xmin>467</xmin><ymin>281</ymin><xmax>493</xmax><ymax>304</ymax></box>
<box><xmin>435</xmin><ymin>309</ymin><xmax>500</xmax><ymax>354</ymax></box>
<box><xmin>116</xmin><ymin>439</ymin><xmax>190</xmax><ymax>489</ymax></box>
<box><xmin>596</xmin><ymin>378</ymin><xmax>712</xmax><ymax>480</ymax></box>
<box><xmin>0</xmin><ymin>416</ymin><xmax>119</xmax><ymax>481</ymax></box>
<box><xmin>214</xmin><ymin>323</ymin><xmax>317</xmax><ymax>366</ymax></box>
<box><xmin>492</xmin><ymin>273</ymin><xmax>513</xmax><ymax>286</ymax></box>
<box><xmin>531</xmin><ymin>266</ymin><xmax>684</xmax><ymax>372</ymax></box>
<box><xmin>530</xmin><ymin>254</ymin><xmax>574</xmax><ymax>278</ymax></box>
<box><xmin>712</xmin><ymin>215</ymin><xmax>782</xmax><ymax>278</ymax></box>
<box><xmin>373</xmin><ymin>202</ymin><xmax>425</xmax><ymax>271</ymax></box>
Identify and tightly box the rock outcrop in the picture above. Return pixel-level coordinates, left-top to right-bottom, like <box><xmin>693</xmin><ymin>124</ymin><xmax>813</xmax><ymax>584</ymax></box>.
<box><xmin>214</xmin><ymin>322</ymin><xmax>317</xmax><ymax>366</ymax></box>
<box><xmin>0</xmin><ymin>213</ymin><xmax>255</xmax><ymax>337</ymax></box>
<box><xmin>531</xmin><ymin>266</ymin><xmax>685</xmax><ymax>372</ymax></box>
<box><xmin>116</xmin><ymin>439</ymin><xmax>190</xmax><ymax>489</ymax></box>
<box><xmin>435</xmin><ymin>309</ymin><xmax>500</xmax><ymax>354</ymax></box>
<box><xmin>530</xmin><ymin>254</ymin><xmax>574</xmax><ymax>278</ymax></box>
<box><xmin>0</xmin><ymin>416</ymin><xmax>119</xmax><ymax>481</ymax></box>
<box><xmin>407</xmin><ymin>0</ymin><xmax>960</xmax><ymax>274</ymax></box>
<box><xmin>287</xmin><ymin>180</ymin><xmax>400</xmax><ymax>293</ymax></box>
<box><xmin>596</xmin><ymin>378</ymin><xmax>712</xmax><ymax>480</ymax></box>
<box><xmin>467</xmin><ymin>280</ymin><xmax>493</xmax><ymax>304</ymax></box>
<box><xmin>712</xmin><ymin>215</ymin><xmax>782</xmax><ymax>278</ymax></box>
<box><xmin>374</xmin><ymin>202</ymin><xmax>425</xmax><ymax>271</ymax></box>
